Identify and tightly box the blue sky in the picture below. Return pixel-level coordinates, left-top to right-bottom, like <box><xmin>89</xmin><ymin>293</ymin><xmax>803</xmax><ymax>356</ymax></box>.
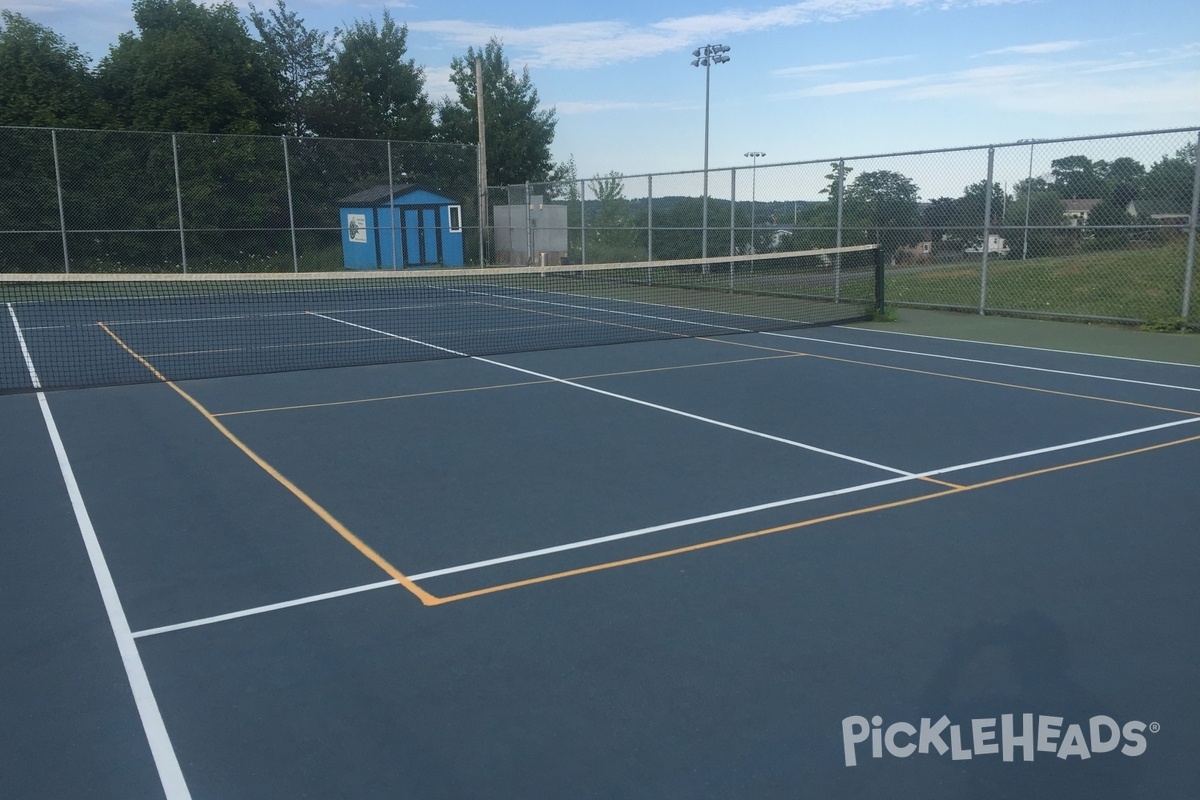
<box><xmin>12</xmin><ymin>0</ymin><xmax>1200</xmax><ymax>192</ymax></box>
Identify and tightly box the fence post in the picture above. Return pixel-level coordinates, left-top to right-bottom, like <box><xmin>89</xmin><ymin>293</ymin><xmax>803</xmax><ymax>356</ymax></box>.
<box><xmin>729</xmin><ymin>168</ymin><xmax>737</xmax><ymax>289</ymax></box>
<box><xmin>579</xmin><ymin>178</ymin><xmax>587</xmax><ymax>265</ymax></box>
<box><xmin>171</xmin><ymin>134</ymin><xmax>188</xmax><ymax>274</ymax></box>
<box><xmin>477</xmin><ymin>145</ymin><xmax>487</xmax><ymax>266</ymax></box>
<box><xmin>50</xmin><ymin>129</ymin><xmax>70</xmax><ymax>274</ymax></box>
<box><xmin>835</xmin><ymin>158</ymin><xmax>845</xmax><ymax>301</ymax></box>
<box><xmin>386</xmin><ymin>141</ymin><xmax>397</xmax><ymax>270</ymax></box>
<box><xmin>1021</xmin><ymin>142</ymin><xmax>1034</xmax><ymax>260</ymax></box>
<box><xmin>281</xmin><ymin>136</ymin><xmax>299</xmax><ymax>272</ymax></box>
<box><xmin>979</xmin><ymin>146</ymin><xmax>995</xmax><ymax>314</ymax></box>
<box><xmin>525</xmin><ymin>181</ymin><xmax>532</xmax><ymax>265</ymax></box>
<box><xmin>1183</xmin><ymin>130</ymin><xmax>1200</xmax><ymax>322</ymax></box>
<box><xmin>874</xmin><ymin>244</ymin><xmax>885</xmax><ymax>316</ymax></box>
<box><xmin>647</xmin><ymin>174</ymin><xmax>653</xmax><ymax>263</ymax></box>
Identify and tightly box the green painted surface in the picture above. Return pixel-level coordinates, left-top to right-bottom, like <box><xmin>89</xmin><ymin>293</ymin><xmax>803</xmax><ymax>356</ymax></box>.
<box><xmin>851</xmin><ymin>307</ymin><xmax>1200</xmax><ymax>365</ymax></box>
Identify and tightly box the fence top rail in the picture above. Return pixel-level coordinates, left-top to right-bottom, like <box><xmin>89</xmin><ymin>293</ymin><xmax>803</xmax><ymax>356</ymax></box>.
<box><xmin>0</xmin><ymin>125</ymin><xmax>476</xmax><ymax>149</ymax></box>
<box><xmin>489</xmin><ymin>125</ymin><xmax>1200</xmax><ymax>188</ymax></box>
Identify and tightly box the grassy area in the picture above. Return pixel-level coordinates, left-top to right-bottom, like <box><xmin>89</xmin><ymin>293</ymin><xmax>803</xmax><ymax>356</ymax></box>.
<box><xmin>882</xmin><ymin>242</ymin><xmax>1196</xmax><ymax>323</ymax></box>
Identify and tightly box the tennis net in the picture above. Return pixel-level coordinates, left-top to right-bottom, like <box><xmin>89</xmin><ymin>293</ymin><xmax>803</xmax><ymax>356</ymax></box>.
<box><xmin>1</xmin><ymin>245</ymin><xmax>882</xmax><ymax>392</ymax></box>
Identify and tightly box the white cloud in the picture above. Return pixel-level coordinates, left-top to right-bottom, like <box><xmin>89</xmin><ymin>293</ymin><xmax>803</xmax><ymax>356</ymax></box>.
<box><xmin>772</xmin><ymin>56</ymin><xmax>913</xmax><ymax>77</ymax></box>
<box><xmin>977</xmin><ymin>40</ymin><xmax>1083</xmax><ymax>56</ymax></box>
<box><xmin>409</xmin><ymin>0</ymin><xmax>1029</xmax><ymax>71</ymax></box>
<box><xmin>787</xmin><ymin>77</ymin><xmax>925</xmax><ymax>96</ymax></box>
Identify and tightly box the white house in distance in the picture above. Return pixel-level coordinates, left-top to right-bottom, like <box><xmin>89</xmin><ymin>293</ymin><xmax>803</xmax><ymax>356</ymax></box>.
<box><xmin>964</xmin><ymin>233</ymin><xmax>1010</xmax><ymax>256</ymax></box>
<box><xmin>1063</xmin><ymin>199</ymin><xmax>1102</xmax><ymax>226</ymax></box>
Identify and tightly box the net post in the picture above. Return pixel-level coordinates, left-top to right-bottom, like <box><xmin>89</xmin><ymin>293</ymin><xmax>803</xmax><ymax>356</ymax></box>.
<box><xmin>874</xmin><ymin>244</ymin><xmax>885</xmax><ymax>316</ymax></box>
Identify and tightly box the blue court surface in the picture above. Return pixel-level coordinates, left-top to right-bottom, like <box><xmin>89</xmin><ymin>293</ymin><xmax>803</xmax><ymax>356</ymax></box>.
<box><xmin>2</xmin><ymin>319</ymin><xmax>1199</xmax><ymax>799</ymax></box>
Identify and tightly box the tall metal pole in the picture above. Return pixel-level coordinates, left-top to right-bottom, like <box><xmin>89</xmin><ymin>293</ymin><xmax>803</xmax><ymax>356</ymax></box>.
<box><xmin>745</xmin><ymin>151</ymin><xmax>764</xmax><ymax>254</ymax></box>
<box><xmin>702</xmin><ymin>58</ymin><xmax>710</xmax><ymax>264</ymax></box>
<box><xmin>692</xmin><ymin>45</ymin><xmax>730</xmax><ymax>267</ymax></box>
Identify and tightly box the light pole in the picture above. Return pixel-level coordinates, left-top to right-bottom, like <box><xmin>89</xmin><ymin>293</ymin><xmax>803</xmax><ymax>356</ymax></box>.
<box><xmin>744</xmin><ymin>151</ymin><xmax>764</xmax><ymax>254</ymax></box>
<box><xmin>692</xmin><ymin>44</ymin><xmax>730</xmax><ymax>264</ymax></box>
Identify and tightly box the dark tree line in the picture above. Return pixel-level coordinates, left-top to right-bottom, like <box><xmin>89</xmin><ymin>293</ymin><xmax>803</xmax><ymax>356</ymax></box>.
<box><xmin>0</xmin><ymin>1</ymin><xmax>563</xmax><ymax>184</ymax></box>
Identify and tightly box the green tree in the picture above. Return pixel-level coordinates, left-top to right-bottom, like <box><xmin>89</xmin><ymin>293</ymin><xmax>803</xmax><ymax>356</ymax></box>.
<box><xmin>1143</xmin><ymin>146</ymin><xmax>1197</xmax><ymax>214</ymax></box>
<box><xmin>438</xmin><ymin>38</ymin><xmax>557</xmax><ymax>186</ymax></box>
<box><xmin>1003</xmin><ymin>190</ymin><xmax>1067</xmax><ymax>258</ymax></box>
<box><xmin>1050</xmin><ymin>155</ymin><xmax>1104</xmax><ymax>199</ymax></box>
<box><xmin>586</xmin><ymin>171</ymin><xmax>642</xmax><ymax>261</ymax></box>
<box><xmin>311</xmin><ymin>12</ymin><xmax>434</xmax><ymax>141</ymax></box>
<box><xmin>957</xmin><ymin>179</ymin><xmax>1008</xmax><ymax>226</ymax></box>
<box><xmin>817</xmin><ymin>162</ymin><xmax>852</xmax><ymax>201</ymax></box>
<box><xmin>843</xmin><ymin>169</ymin><xmax>922</xmax><ymax>258</ymax></box>
<box><xmin>0</xmin><ymin>12</ymin><xmax>107</xmax><ymax>127</ymax></box>
<box><xmin>922</xmin><ymin>196</ymin><xmax>958</xmax><ymax>248</ymax></box>
<box><xmin>1085</xmin><ymin>199</ymin><xmax>1134</xmax><ymax>249</ymax></box>
<box><xmin>1097</xmin><ymin>156</ymin><xmax>1145</xmax><ymax>209</ymax></box>
<box><xmin>248</xmin><ymin>0</ymin><xmax>333</xmax><ymax>136</ymax></box>
<box><xmin>98</xmin><ymin>0</ymin><xmax>281</xmax><ymax>134</ymax></box>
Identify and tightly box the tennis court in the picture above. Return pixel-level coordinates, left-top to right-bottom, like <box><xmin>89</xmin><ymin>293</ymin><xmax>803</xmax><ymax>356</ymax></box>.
<box><xmin>2</xmin><ymin>257</ymin><xmax>1198</xmax><ymax>799</ymax></box>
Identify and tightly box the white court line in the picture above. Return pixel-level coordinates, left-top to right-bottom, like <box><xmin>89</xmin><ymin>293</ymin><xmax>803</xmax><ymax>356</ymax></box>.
<box><xmin>132</xmin><ymin>580</ymin><xmax>397</xmax><ymax>638</ymax></box>
<box><xmin>763</xmin><ymin>330</ymin><xmax>1200</xmax><ymax>394</ymax></box>
<box><xmin>409</xmin><ymin>415</ymin><xmax>1200</xmax><ymax>581</ymax></box>
<box><xmin>6</xmin><ymin>304</ymin><xmax>192</xmax><ymax>800</ymax></box>
<box><xmin>307</xmin><ymin>312</ymin><xmax>917</xmax><ymax>478</ymax></box>
<box><xmin>452</xmin><ymin>285</ymin><xmax>767</xmax><ymax>331</ymax></box>
<box><xmin>132</xmin><ymin>413</ymin><xmax>1200</xmax><ymax>638</ymax></box>
<box><xmin>833</xmin><ymin>324</ymin><xmax>1200</xmax><ymax>369</ymax></box>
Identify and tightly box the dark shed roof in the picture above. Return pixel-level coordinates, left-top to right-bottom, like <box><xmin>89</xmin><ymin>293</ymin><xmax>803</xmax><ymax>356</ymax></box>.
<box><xmin>338</xmin><ymin>184</ymin><xmax>433</xmax><ymax>205</ymax></box>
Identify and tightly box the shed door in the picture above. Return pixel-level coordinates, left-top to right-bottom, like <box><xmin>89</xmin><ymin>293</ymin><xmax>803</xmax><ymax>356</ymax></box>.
<box><xmin>401</xmin><ymin>206</ymin><xmax>441</xmax><ymax>266</ymax></box>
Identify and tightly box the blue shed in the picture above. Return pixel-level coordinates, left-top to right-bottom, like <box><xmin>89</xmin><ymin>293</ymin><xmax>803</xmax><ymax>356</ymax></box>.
<box><xmin>339</xmin><ymin>184</ymin><xmax>464</xmax><ymax>270</ymax></box>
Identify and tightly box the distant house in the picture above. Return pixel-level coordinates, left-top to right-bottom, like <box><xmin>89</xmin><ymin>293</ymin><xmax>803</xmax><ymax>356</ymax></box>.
<box><xmin>894</xmin><ymin>237</ymin><xmax>933</xmax><ymax>265</ymax></box>
<box><xmin>1063</xmin><ymin>199</ymin><xmax>1102</xmax><ymax>226</ymax></box>
<box><xmin>1127</xmin><ymin>198</ymin><xmax>1191</xmax><ymax>226</ymax></box>
<box><xmin>964</xmin><ymin>234</ymin><xmax>1010</xmax><ymax>256</ymax></box>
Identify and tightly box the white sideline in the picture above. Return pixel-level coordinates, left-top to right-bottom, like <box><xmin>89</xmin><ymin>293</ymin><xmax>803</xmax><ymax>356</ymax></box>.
<box><xmin>764</xmin><ymin>330</ymin><xmax>1200</xmax><ymax>393</ymax></box>
<box><xmin>6</xmin><ymin>304</ymin><xmax>192</xmax><ymax>800</ymax></box>
<box><xmin>833</xmin><ymin>324</ymin><xmax>1200</xmax><ymax>369</ymax></box>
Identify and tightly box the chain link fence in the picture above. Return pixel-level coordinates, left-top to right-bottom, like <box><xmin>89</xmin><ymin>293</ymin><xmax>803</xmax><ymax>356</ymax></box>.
<box><xmin>4</xmin><ymin>125</ymin><xmax>1196</xmax><ymax>326</ymax></box>
<box><xmin>0</xmin><ymin>126</ymin><xmax>479</xmax><ymax>274</ymax></box>
<box><xmin>490</xmin><ymin>128</ymin><xmax>1200</xmax><ymax>327</ymax></box>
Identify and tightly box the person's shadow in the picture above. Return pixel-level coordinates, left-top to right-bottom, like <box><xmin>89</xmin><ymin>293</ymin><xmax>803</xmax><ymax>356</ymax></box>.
<box><xmin>919</xmin><ymin>610</ymin><xmax>1144</xmax><ymax>798</ymax></box>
